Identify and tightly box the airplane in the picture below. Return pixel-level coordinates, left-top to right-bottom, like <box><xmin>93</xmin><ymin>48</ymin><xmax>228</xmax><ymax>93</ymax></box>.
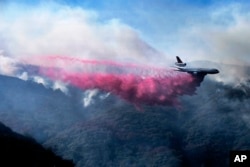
<box><xmin>174</xmin><ymin>56</ymin><xmax>219</xmax><ymax>76</ymax></box>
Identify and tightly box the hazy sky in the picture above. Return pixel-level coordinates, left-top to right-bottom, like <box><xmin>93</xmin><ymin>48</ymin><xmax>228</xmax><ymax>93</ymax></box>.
<box><xmin>0</xmin><ymin>0</ymin><xmax>250</xmax><ymax>66</ymax></box>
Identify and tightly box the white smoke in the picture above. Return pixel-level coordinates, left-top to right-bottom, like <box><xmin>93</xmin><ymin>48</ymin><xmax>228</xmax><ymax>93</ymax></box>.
<box><xmin>172</xmin><ymin>4</ymin><xmax>250</xmax><ymax>66</ymax></box>
<box><xmin>0</xmin><ymin>2</ymin><xmax>163</xmax><ymax>68</ymax></box>
<box><xmin>18</xmin><ymin>72</ymin><xmax>29</xmax><ymax>81</ymax></box>
<box><xmin>0</xmin><ymin>51</ymin><xmax>19</xmax><ymax>76</ymax></box>
<box><xmin>52</xmin><ymin>81</ymin><xmax>68</xmax><ymax>94</ymax></box>
<box><xmin>83</xmin><ymin>89</ymin><xmax>99</xmax><ymax>107</ymax></box>
<box><xmin>33</xmin><ymin>76</ymin><xmax>48</xmax><ymax>87</ymax></box>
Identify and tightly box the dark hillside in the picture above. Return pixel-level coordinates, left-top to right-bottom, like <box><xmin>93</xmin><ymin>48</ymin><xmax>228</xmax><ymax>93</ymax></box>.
<box><xmin>0</xmin><ymin>121</ymin><xmax>74</xmax><ymax>167</ymax></box>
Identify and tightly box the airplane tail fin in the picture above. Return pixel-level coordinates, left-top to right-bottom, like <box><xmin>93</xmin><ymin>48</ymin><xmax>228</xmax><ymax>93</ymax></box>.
<box><xmin>175</xmin><ymin>56</ymin><xmax>186</xmax><ymax>67</ymax></box>
<box><xmin>176</xmin><ymin>56</ymin><xmax>183</xmax><ymax>63</ymax></box>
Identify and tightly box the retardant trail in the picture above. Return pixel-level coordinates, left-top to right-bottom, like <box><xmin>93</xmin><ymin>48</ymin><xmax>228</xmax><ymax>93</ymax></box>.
<box><xmin>39</xmin><ymin>56</ymin><xmax>203</xmax><ymax>107</ymax></box>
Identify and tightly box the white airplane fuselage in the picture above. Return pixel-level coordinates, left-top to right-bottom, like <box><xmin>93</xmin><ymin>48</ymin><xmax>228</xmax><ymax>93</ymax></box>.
<box><xmin>174</xmin><ymin>56</ymin><xmax>219</xmax><ymax>75</ymax></box>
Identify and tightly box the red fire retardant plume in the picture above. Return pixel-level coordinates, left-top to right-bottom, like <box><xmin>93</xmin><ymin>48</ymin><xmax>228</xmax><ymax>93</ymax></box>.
<box><xmin>39</xmin><ymin>56</ymin><xmax>202</xmax><ymax>107</ymax></box>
